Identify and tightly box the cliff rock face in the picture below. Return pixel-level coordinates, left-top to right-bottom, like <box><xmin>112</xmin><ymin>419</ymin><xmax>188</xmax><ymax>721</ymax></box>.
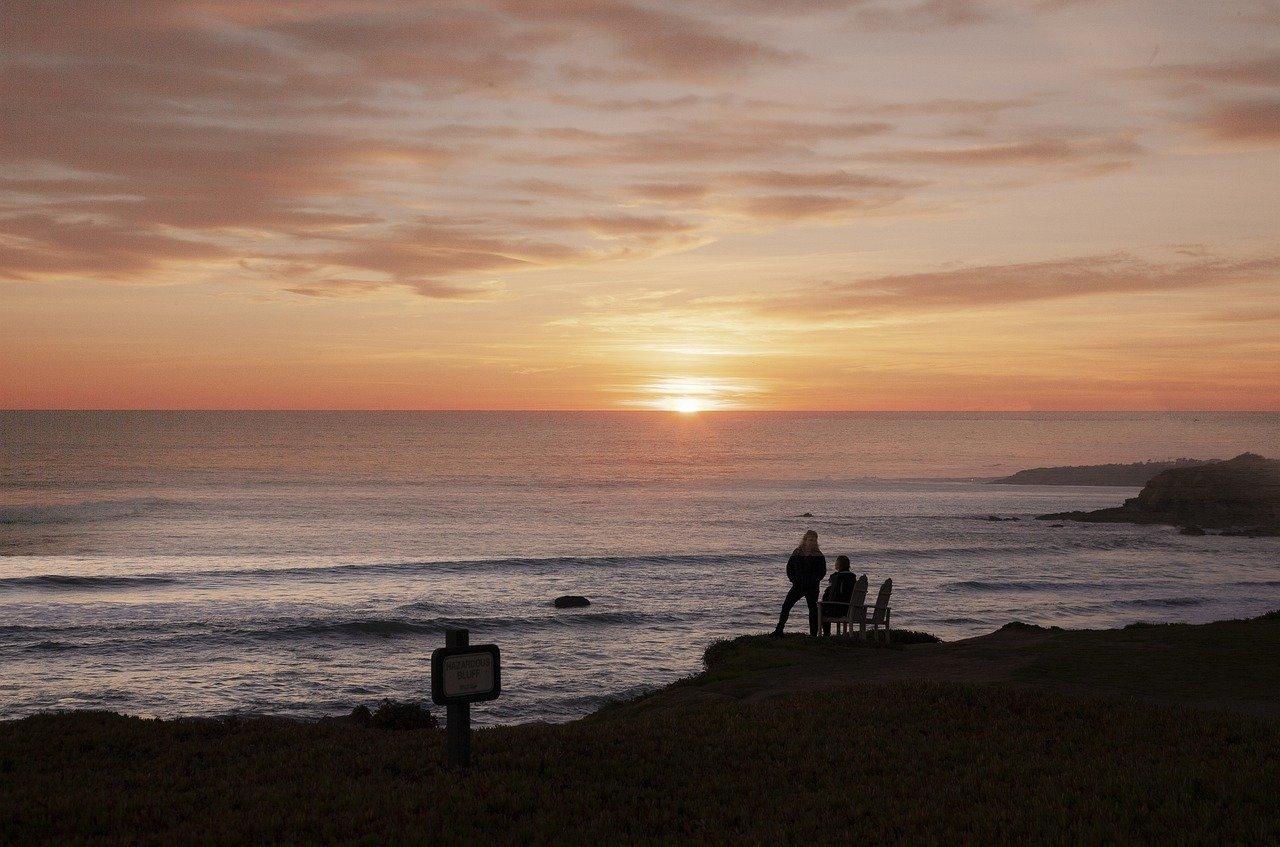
<box><xmin>1039</xmin><ymin>453</ymin><xmax>1280</xmax><ymax>533</ymax></box>
<box><xmin>990</xmin><ymin>459</ymin><xmax>1205</xmax><ymax>486</ymax></box>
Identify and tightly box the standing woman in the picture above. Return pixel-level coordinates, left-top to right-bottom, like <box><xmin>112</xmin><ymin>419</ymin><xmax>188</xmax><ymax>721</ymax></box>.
<box><xmin>772</xmin><ymin>530</ymin><xmax>827</xmax><ymax>636</ymax></box>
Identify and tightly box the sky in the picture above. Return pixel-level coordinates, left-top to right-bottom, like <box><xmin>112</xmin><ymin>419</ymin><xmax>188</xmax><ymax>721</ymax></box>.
<box><xmin>2</xmin><ymin>0</ymin><xmax>1278</xmax><ymax>411</ymax></box>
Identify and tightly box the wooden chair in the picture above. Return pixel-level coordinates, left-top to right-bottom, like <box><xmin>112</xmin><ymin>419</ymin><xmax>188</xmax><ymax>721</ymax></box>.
<box><xmin>854</xmin><ymin>578</ymin><xmax>893</xmax><ymax>644</ymax></box>
<box><xmin>817</xmin><ymin>575</ymin><xmax>867</xmax><ymax>636</ymax></box>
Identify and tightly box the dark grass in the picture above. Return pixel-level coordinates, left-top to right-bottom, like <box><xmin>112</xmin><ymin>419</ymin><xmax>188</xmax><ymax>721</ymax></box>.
<box><xmin>1012</xmin><ymin>611</ymin><xmax>1280</xmax><ymax>705</ymax></box>
<box><xmin>2</xmin><ymin>683</ymin><xmax>1279</xmax><ymax>845</ymax></box>
<box><xmin>4</xmin><ymin>614</ymin><xmax>1280</xmax><ymax>845</ymax></box>
<box><xmin>687</xmin><ymin>629</ymin><xmax>936</xmax><ymax>687</ymax></box>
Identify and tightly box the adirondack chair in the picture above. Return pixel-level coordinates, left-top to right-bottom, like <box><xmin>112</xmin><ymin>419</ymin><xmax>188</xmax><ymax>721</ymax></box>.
<box><xmin>816</xmin><ymin>575</ymin><xmax>867</xmax><ymax>636</ymax></box>
<box><xmin>854</xmin><ymin>578</ymin><xmax>893</xmax><ymax>644</ymax></box>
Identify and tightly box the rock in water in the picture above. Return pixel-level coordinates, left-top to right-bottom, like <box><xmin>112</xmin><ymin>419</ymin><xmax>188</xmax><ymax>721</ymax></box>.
<box><xmin>1039</xmin><ymin>453</ymin><xmax>1280</xmax><ymax>534</ymax></box>
<box><xmin>553</xmin><ymin>595</ymin><xmax>590</xmax><ymax>608</ymax></box>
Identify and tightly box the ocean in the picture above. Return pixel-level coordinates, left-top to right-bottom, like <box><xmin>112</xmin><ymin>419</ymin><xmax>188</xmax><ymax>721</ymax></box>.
<box><xmin>2</xmin><ymin>411</ymin><xmax>1278</xmax><ymax>724</ymax></box>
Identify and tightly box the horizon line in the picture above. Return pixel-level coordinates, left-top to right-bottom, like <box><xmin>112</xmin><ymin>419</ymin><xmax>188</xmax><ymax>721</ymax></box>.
<box><xmin>4</xmin><ymin>408</ymin><xmax>1279</xmax><ymax>414</ymax></box>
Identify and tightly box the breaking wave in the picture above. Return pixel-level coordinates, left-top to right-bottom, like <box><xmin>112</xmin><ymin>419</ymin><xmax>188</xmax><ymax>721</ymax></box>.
<box><xmin>0</xmin><ymin>574</ymin><xmax>178</xmax><ymax>591</ymax></box>
<box><xmin>1112</xmin><ymin>596</ymin><xmax>1207</xmax><ymax>609</ymax></box>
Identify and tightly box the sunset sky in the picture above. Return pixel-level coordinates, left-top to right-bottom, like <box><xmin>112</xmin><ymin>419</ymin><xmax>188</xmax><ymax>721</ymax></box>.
<box><xmin>3</xmin><ymin>0</ymin><xmax>1278</xmax><ymax>411</ymax></box>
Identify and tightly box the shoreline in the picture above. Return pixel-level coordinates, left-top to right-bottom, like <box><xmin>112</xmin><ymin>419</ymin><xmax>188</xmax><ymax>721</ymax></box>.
<box><xmin>7</xmin><ymin>609</ymin><xmax>1279</xmax><ymax>729</ymax></box>
<box><xmin>4</xmin><ymin>610</ymin><xmax>1279</xmax><ymax>844</ymax></box>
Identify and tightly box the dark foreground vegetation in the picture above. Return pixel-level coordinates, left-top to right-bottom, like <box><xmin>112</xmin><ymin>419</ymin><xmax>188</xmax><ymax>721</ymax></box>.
<box><xmin>3</xmin><ymin>613</ymin><xmax>1279</xmax><ymax>845</ymax></box>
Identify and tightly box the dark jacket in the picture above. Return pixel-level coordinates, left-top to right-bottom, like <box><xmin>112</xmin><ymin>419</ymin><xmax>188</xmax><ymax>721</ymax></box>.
<box><xmin>822</xmin><ymin>571</ymin><xmax>856</xmax><ymax>605</ymax></box>
<box><xmin>786</xmin><ymin>551</ymin><xmax>827</xmax><ymax>588</ymax></box>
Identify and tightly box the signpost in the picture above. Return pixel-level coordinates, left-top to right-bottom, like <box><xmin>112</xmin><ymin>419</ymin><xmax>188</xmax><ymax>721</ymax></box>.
<box><xmin>431</xmin><ymin>628</ymin><xmax>501</xmax><ymax>769</ymax></box>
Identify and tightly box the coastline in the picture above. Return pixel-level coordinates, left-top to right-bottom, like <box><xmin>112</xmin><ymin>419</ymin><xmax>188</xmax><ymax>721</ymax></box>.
<box><xmin>4</xmin><ymin>611</ymin><xmax>1279</xmax><ymax>844</ymax></box>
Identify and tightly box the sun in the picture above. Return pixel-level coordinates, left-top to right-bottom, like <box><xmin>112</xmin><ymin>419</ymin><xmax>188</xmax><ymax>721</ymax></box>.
<box><xmin>669</xmin><ymin>397</ymin><xmax>705</xmax><ymax>414</ymax></box>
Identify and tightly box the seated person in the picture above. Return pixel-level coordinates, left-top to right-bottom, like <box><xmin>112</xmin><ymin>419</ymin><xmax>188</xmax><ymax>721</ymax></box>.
<box><xmin>820</xmin><ymin>555</ymin><xmax>857</xmax><ymax>635</ymax></box>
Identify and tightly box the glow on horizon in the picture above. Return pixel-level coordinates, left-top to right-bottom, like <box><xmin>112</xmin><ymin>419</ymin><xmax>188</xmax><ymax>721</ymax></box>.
<box><xmin>670</xmin><ymin>397</ymin><xmax>706</xmax><ymax>414</ymax></box>
<box><xmin>1</xmin><ymin>2</ymin><xmax>1278</xmax><ymax>411</ymax></box>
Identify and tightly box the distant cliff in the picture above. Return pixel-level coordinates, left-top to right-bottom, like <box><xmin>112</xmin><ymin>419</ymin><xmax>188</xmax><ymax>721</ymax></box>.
<box><xmin>1039</xmin><ymin>453</ymin><xmax>1280</xmax><ymax>534</ymax></box>
<box><xmin>991</xmin><ymin>459</ymin><xmax>1206</xmax><ymax>486</ymax></box>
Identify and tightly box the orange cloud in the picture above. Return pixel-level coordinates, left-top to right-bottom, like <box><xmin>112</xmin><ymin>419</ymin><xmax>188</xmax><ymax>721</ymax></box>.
<box><xmin>514</xmin><ymin>214</ymin><xmax>702</xmax><ymax>237</ymax></box>
<box><xmin>864</xmin><ymin>135</ymin><xmax>1143</xmax><ymax>168</ymax></box>
<box><xmin>0</xmin><ymin>214</ymin><xmax>229</xmax><ymax>282</ymax></box>
<box><xmin>731</xmin><ymin>193</ymin><xmax>902</xmax><ymax>221</ymax></box>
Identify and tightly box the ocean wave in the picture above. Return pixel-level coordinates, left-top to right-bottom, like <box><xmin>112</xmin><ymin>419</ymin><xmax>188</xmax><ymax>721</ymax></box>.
<box><xmin>226</xmin><ymin>552</ymin><xmax>775</xmax><ymax>580</ymax></box>
<box><xmin>0</xmin><ymin>609</ymin><xmax>693</xmax><ymax>651</ymax></box>
<box><xmin>26</xmin><ymin>640</ymin><xmax>76</xmax><ymax>652</ymax></box>
<box><xmin>258</xmin><ymin>610</ymin><xmax>689</xmax><ymax>640</ymax></box>
<box><xmin>0</xmin><ymin>553</ymin><xmax>779</xmax><ymax>592</ymax></box>
<box><xmin>944</xmin><ymin>579</ymin><xmax>1133</xmax><ymax>592</ymax></box>
<box><xmin>0</xmin><ymin>574</ymin><xmax>178</xmax><ymax>591</ymax></box>
<box><xmin>1112</xmin><ymin>596</ymin><xmax>1207</xmax><ymax>608</ymax></box>
<box><xmin>263</xmin><ymin>619</ymin><xmax>439</xmax><ymax>638</ymax></box>
<box><xmin>0</xmin><ymin>497</ymin><xmax>170</xmax><ymax>526</ymax></box>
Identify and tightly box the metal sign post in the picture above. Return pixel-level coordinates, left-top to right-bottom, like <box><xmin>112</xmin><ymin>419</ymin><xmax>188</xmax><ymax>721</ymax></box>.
<box><xmin>431</xmin><ymin>627</ymin><xmax>501</xmax><ymax>770</ymax></box>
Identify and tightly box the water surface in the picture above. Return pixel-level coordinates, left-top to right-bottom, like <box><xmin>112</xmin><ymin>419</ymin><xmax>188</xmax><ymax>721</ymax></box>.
<box><xmin>3</xmin><ymin>411</ymin><xmax>1277</xmax><ymax>723</ymax></box>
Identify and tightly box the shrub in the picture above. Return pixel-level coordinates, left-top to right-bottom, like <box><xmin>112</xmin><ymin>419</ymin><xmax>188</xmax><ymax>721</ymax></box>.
<box><xmin>367</xmin><ymin>699</ymin><xmax>437</xmax><ymax>731</ymax></box>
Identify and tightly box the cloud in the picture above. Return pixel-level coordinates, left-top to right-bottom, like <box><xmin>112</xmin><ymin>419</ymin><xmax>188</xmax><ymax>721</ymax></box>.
<box><xmin>0</xmin><ymin>0</ymin><xmax>1255</xmax><ymax>316</ymax></box>
<box><xmin>864</xmin><ymin>135</ymin><xmax>1142</xmax><ymax>169</ymax></box>
<box><xmin>0</xmin><ymin>213</ymin><xmax>229</xmax><ymax>282</ymax></box>
<box><xmin>496</xmin><ymin>0</ymin><xmax>797</xmax><ymax>80</ymax></box>
<box><xmin>855</xmin><ymin>0</ymin><xmax>996</xmax><ymax>30</ymax></box>
<box><xmin>731</xmin><ymin>193</ymin><xmax>901</xmax><ymax>220</ymax></box>
<box><xmin>1196</xmin><ymin>98</ymin><xmax>1280</xmax><ymax>144</ymax></box>
<box><xmin>865</xmin><ymin>97</ymin><xmax>1042</xmax><ymax>119</ymax></box>
<box><xmin>1208</xmin><ymin>307</ymin><xmax>1280</xmax><ymax>324</ymax></box>
<box><xmin>745</xmin><ymin>254</ymin><xmax>1280</xmax><ymax>317</ymax></box>
<box><xmin>730</xmin><ymin>170</ymin><xmax>919</xmax><ymax>190</ymax></box>
<box><xmin>311</xmin><ymin>218</ymin><xmax>589</xmax><ymax>280</ymax></box>
<box><xmin>514</xmin><ymin>214</ymin><xmax>701</xmax><ymax>237</ymax></box>
<box><xmin>629</xmin><ymin>183</ymin><xmax>715</xmax><ymax>202</ymax></box>
<box><xmin>1</xmin><ymin>0</ymin><xmax>805</xmax><ymax>293</ymax></box>
<box><xmin>546</xmin><ymin>93</ymin><xmax>716</xmax><ymax>111</ymax></box>
<box><xmin>270</xmin><ymin>213</ymin><xmax>708</xmax><ymax>299</ymax></box>
<box><xmin>529</xmin><ymin>119</ymin><xmax>893</xmax><ymax>166</ymax></box>
<box><xmin>1127</xmin><ymin>55</ymin><xmax>1280</xmax><ymax>88</ymax></box>
<box><xmin>283</xmin><ymin>278</ymin><xmax>498</xmax><ymax>301</ymax></box>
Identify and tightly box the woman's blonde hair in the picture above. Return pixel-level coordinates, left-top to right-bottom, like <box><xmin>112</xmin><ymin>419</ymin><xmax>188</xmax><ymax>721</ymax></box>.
<box><xmin>797</xmin><ymin>530</ymin><xmax>820</xmax><ymax>556</ymax></box>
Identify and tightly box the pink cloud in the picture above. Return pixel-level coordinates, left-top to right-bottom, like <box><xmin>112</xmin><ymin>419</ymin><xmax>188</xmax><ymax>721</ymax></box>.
<box><xmin>750</xmin><ymin>254</ymin><xmax>1280</xmax><ymax>316</ymax></box>
<box><xmin>1197</xmin><ymin>99</ymin><xmax>1280</xmax><ymax>144</ymax></box>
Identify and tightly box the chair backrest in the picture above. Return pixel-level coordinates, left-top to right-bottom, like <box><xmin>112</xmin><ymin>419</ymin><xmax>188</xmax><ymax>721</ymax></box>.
<box><xmin>869</xmin><ymin>578</ymin><xmax>892</xmax><ymax>623</ymax></box>
<box><xmin>850</xmin><ymin>575</ymin><xmax>868</xmax><ymax>608</ymax></box>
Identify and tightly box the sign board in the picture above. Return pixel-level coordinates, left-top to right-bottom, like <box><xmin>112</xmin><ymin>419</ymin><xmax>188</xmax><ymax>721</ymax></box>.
<box><xmin>431</xmin><ymin>643</ymin><xmax>501</xmax><ymax>705</ymax></box>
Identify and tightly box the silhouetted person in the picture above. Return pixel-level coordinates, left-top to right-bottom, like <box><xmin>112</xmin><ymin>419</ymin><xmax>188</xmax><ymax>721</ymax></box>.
<box><xmin>820</xmin><ymin>555</ymin><xmax>856</xmax><ymax>635</ymax></box>
<box><xmin>772</xmin><ymin>530</ymin><xmax>827</xmax><ymax>636</ymax></box>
